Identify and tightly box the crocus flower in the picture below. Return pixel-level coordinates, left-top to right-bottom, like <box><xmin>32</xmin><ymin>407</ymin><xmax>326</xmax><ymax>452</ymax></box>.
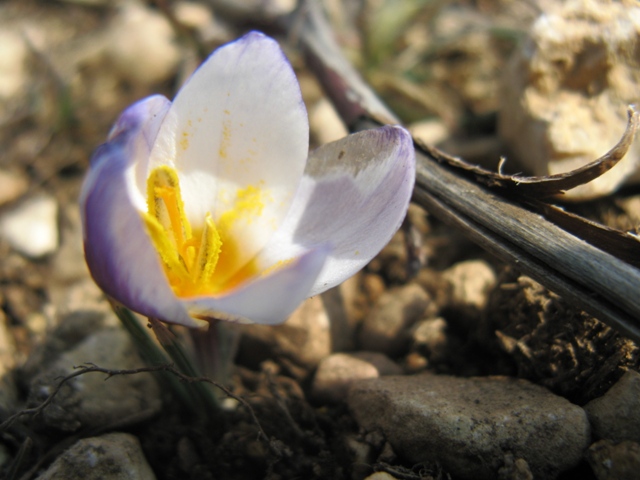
<box><xmin>80</xmin><ymin>32</ymin><xmax>415</xmax><ymax>328</ymax></box>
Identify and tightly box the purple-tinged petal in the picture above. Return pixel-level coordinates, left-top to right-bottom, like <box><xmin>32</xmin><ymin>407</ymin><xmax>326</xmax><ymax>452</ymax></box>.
<box><xmin>255</xmin><ymin>125</ymin><xmax>415</xmax><ymax>295</ymax></box>
<box><xmin>80</xmin><ymin>97</ymin><xmax>200</xmax><ymax>327</ymax></box>
<box><xmin>148</xmin><ymin>32</ymin><xmax>309</xmax><ymax>283</ymax></box>
<box><xmin>183</xmin><ymin>246</ymin><xmax>330</xmax><ymax>325</ymax></box>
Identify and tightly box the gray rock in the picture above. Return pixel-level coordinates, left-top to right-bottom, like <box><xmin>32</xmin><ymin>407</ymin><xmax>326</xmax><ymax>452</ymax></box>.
<box><xmin>0</xmin><ymin>195</ymin><xmax>59</xmax><ymax>258</ymax></box>
<box><xmin>358</xmin><ymin>283</ymin><xmax>430</xmax><ymax>356</ymax></box>
<box><xmin>35</xmin><ymin>432</ymin><xmax>156</xmax><ymax>480</ymax></box>
<box><xmin>348</xmin><ymin>374</ymin><xmax>590</xmax><ymax>479</ymax></box>
<box><xmin>311</xmin><ymin>352</ymin><xmax>402</xmax><ymax>403</ymax></box>
<box><xmin>585</xmin><ymin>370</ymin><xmax>640</xmax><ymax>443</ymax></box>
<box><xmin>587</xmin><ymin>439</ymin><xmax>640</xmax><ymax>480</ymax></box>
<box><xmin>28</xmin><ymin>327</ymin><xmax>161</xmax><ymax>432</ymax></box>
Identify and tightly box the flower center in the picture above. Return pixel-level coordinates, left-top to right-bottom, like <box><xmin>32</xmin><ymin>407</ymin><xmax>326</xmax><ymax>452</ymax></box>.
<box><xmin>141</xmin><ymin>165</ymin><xmax>257</xmax><ymax>297</ymax></box>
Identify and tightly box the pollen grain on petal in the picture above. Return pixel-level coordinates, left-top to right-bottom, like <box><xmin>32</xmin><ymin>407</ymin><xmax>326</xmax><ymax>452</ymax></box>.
<box><xmin>180</xmin><ymin>131</ymin><xmax>190</xmax><ymax>151</ymax></box>
<box><xmin>219</xmin><ymin>119</ymin><xmax>231</xmax><ymax>159</ymax></box>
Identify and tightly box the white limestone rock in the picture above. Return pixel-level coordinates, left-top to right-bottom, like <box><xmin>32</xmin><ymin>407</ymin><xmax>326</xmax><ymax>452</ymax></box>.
<box><xmin>0</xmin><ymin>195</ymin><xmax>59</xmax><ymax>259</ymax></box>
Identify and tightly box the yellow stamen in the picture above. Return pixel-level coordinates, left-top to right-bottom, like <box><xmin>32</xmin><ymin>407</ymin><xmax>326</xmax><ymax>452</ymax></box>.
<box><xmin>142</xmin><ymin>165</ymin><xmax>260</xmax><ymax>297</ymax></box>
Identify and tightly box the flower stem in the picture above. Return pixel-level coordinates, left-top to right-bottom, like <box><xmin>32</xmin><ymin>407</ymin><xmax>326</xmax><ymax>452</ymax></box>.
<box><xmin>148</xmin><ymin>317</ymin><xmax>221</xmax><ymax>415</ymax></box>
<box><xmin>189</xmin><ymin>319</ymin><xmax>240</xmax><ymax>389</ymax></box>
<box><xmin>110</xmin><ymin>301</ymin><xmax>220</xmax><ymax>418</ymax></box>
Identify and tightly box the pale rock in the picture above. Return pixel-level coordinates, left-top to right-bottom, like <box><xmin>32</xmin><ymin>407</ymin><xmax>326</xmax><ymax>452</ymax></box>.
<box><xmin>585</xmin><ymin>370</ymin><xmax>640</xmax><ymax>443</ymax></box>
<box><xmin>35</xmin><ymin>432</ymin><xmax>156</xmax><ymax>480</ymax></box>
<box><xmin>0</xmin><ymin>311</ymin><xmax>18</xmax><ymax>412</ymax></box>
<box><xmin>0</xmin><ymin>30</ymin><xmax>28</xmax><ymax>100</ymax></box>
<box><xmin>0</xmin><ymin>195</ymin><xmax>59</xmax><ymax>259</ymax></box>
<box><xmin>28</xmin><ymin>327</ymin><xmax>161</xmax><ymax>432</ymax></box>
<box><xmin>173</xmin><ymin>1</ymin><xmax>230</xmax><ymax>46</ymax></box>
<box><xmin>321</xmin><ymin>273</ymin><xmax>365</xmax><ymax>352</ymax></box>
<box><xmin>358</xmin><ymin>283</ymin><xmax>430</xmax><ymax>356</ymax></box>
<box><xmin>0</xmin><ymin>310</ymin><xmax>16</xmax><ymax>378</ymax></box>
<box><xmin>106</xmin><ymin>2</ymin><xmax>181</xmax><ymax>86</ymax></box>
<box><xmin>587</xmin><ymin>439</ymin><xmax>640</xmax><ymax>480</ymax></box>
<box><xmin>311</xmin><ymin>352</ymin><xmax>402</xmax><ymax>403</ymax></box>
<box><xmin>51</xmin><ymin>204</ymin><xmax>88</xmax><ymax>284</ymax></box>
<box><xmin>443</xmin><ymin>259</ymin><xmax>496</xmax><ymax>313</ymax></box>
<box><xmin>173</xmin><ymin>1</ymin><xmax>214</xmax><ymax>31</ymax></box>
<box><xmin>348</xmin><ymin>374</ymin><xmax>590</xmax><ymax>479</ymax></box>
<box><xmin>409</xmin><ymin>119</ymin><xmax>449</xmax><ymax>146</ymax></box>
<box><xmin>364</xmin><ymin>473</ymin><xmax>399</xmax><ymax>480</ymax></box>
<box><xmin>410</xmin><ymin>317</ymin><xmax>448</xmax><ymax>363</ymax></box>
<box><xmin>310</xmin><ymin>98</ymin><xmax>349</xmax><ymax>145</ymax></box>
<box><xmin>499</xmin><ymin>0</ymin><xmax>640</xmax><ymax>199</ymax></box>
<box><xmin>362</xmin><ymin>273</ymin><xmax>386</xmax><ymax>303</ymax></box>
<box><xmin>0</xmin><ymin>170</ymin><xmax>28</xmax><ymax>206</ymax></box>
<box><xmin>498</xmin><ymin>454</ymin><xmax>534</xmax><ymax>480</ymax></box>
<box><xmin>238</xmin><ymin>295</ymin><xmax>332</xmax><ymax>370</ymax></box>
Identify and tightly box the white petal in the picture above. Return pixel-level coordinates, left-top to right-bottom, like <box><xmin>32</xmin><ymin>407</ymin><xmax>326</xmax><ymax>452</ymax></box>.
<box><xmin>255</xmin><ymin>126</ymin><xmax>415</xmax><ymax>295</ymax></box>
<box><xmin>81</xmin><ymin>97</ymin><xmax>200</xmax><ymax>327</ymax></box>
<box><xmin>149</xmin><ymin>32</ymin><xmax>309</xmax><ymax>282</ymax></box>
<box><xmin>183</xmin><ymin>246</ymin><xmax>330</xmax><ymax>325</ymax></box>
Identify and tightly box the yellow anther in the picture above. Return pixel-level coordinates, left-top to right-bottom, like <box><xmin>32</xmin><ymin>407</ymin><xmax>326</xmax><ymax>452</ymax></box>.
<box><xmin>193</xmin><ymin>213</ymin><xmax>222</xmax><ymax>286</ymax></box>
<box><xmin>142</xmin><ymin>165</ymin><xmax>264</xmax><ymax>297</ymax></box>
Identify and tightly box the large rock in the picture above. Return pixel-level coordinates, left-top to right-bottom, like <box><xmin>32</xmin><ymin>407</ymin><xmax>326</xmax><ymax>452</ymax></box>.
<box><xmin>348</xmin><ymin>374</ymin><xmax>590</xmax><ymax>479</ymax></box>
<box><xmin>36</xmin><ymin>433</ymin><xmax>156</xmax><ymax>480</ymax></box>
<box><xmin>499</xmin><ymin>0</ymin><xmax>640</xmax><ymax>199</ymax></box>
<box><xmin>28</xmin><ymin>327</ymin><xmax>161</xmax><ymax>432</ymax></box>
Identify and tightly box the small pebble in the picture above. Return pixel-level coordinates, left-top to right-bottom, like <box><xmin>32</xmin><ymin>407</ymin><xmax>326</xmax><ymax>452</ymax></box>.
<box><xmin>238</xmin><ymin>295</ymin><xmax>332</xmax><ymax>370</ymax></box>
<box><xmin>106</xmin><ymin>2</ymin><xmax>181</xmax><ymax>86</ymax></box>
<box><xmin>362</xmin><ymin>273</ymin><xmax>386</xmax><ymax>303</ymax></box>
<box><xmin>0</xmin><ymin>195</ymin><xmax>59</xmax><ymax>259</ymax></box>
<box><xmin>311</xmin><ymin>352</ymin><xmax>402</xmax><ymax>403</ymax></box>
<box><xmin>358</xmin><ymin>283</ymin><xmax>430</xmax><ymax>356</ymax></box>
<box><xmin>587</xmin><ymin>439</ymin><xmax>640</xmax><ymax>480</ymax></box>
<box><xmin>408</xmin><ymin>118</ymin><xmax>449</xmax><ymax>146</ymax></box>
<box><xmin>310</xmin><ymin>98</ymin><xmax>348</xmax><ymax>145</ymax></box>
<box><xmin>411</xmin><ymin>317</ymin><xmax>448</xmax><ymax>363</ymax></box>
<box><xmin>0</xmin><ymin>170</ymin><xmax>28</xmax><ymax>206</ymax></box>
<box><xmin>364</xmin><ymin>473</ymin><xmax>399</xmax><ymax>480</ymax></box>
<box><xmin>0</xmin><ymin>31</ymin><xmax>27</xmax><ymax>100</ymax></box>
<box><xmin>442</xmin><ymin>259</ymin><xmax>496</xmax><ymax>313</ymax></box>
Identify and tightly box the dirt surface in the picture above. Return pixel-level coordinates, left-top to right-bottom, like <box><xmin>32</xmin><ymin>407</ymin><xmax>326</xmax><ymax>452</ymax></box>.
<box><xmin>1</xmin><ymin>1</ymin><xmax>639</xmax><ymax>479</ymax></box>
